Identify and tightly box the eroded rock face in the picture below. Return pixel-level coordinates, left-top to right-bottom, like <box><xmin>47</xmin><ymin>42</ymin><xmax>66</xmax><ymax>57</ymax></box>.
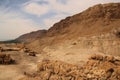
<box><xmin>26</xmin><ymin>3</ymin><xmax>120</xmax><ymax>55</ymax></box>
<box><xmin>20</xmin><ymin>54</ymin><xmax>120</xmax><ymax>80</ymax></box>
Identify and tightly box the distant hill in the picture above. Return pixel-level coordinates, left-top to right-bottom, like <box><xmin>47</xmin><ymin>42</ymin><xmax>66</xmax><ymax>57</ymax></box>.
<box><xmin>0</xmin><ymin>40</ymin><xmax>21</xmax><ymax>44</ymax></box>
<box><xmin>17</xmin><ymin>3</ymin><xmax>120</xmax><ymax>55</ymax></box>
<box><xmin>16</xmin><ymin>30</ymin><xmax>47</xmax><ymax>43</ymax></box>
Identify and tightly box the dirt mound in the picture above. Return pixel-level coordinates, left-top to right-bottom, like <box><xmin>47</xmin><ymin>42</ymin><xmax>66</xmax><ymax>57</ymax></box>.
<box><xmin>20</xmin><ymin>54</ymin><xmax>120</xmax><ymax>80</ymax></box>
<box><xmin>0</xmin><ymin>53</ymin><xmax>15</xmax><ymax>64</ymax></box>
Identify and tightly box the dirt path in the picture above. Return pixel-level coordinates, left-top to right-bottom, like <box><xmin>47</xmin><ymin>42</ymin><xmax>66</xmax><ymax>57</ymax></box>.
<box><xmin>0</xmin><ymin>51</ymin><xmax>43</xmax><ymax>80</ymax></box>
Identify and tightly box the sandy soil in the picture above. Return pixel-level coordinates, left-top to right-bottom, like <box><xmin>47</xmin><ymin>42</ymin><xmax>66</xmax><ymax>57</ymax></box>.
<box><xmin>0</xmin><ymin>43</ymin><xmax>107</xmax><ymax>80</ymax></box>
<box><xmin>0</xmin><ymin>51</ymin><xmax>44</xmax><ymax>80</ymax></box>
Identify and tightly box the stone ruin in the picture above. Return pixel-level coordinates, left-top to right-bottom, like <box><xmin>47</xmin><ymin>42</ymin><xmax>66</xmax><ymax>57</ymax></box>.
<box><xmin>19</xmin><ymin>54</ymin><xmax>120</xmax><ymax>80</ymax></box>
<box><xmin>0</xmin><ymin>53</ymin><xmax>15</xmax><ymax>64</ymax></box>
<box><xmin>23</xmin><ymin>48</ymin><xmax>37</xmax><ymax>56</ymax></box>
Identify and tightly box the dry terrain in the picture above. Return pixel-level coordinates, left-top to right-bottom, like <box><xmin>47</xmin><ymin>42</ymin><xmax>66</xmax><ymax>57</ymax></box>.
<box><xmin>0</xmin><ymin>3</ymin><xmax>120</xmax><ymax>80</ymax></box>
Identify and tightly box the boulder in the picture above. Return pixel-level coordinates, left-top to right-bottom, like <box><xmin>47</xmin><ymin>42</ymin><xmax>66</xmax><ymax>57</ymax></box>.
<box><xmin>89</xmin><ymin>54</ymin><xmax>103</xmax><ymax>61</ymax></box>
<box><xmin>28</xmin><ymin>51</ymin><xmax>36</xmax><ymax>56</ymax></box>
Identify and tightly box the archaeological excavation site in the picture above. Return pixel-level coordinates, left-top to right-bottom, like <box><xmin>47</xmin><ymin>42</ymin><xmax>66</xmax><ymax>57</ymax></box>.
<box><xmin>0</xmin><ymin>1</ymin><xmax>120</xmax><ymax>80</ymax></box>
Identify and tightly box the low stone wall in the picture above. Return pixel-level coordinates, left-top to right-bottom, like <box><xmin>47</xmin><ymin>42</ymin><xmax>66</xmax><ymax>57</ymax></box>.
<box><xmin>0</xmin><ymin>53</ymin><xmax>15</xmax><ymax>64</ymax></box>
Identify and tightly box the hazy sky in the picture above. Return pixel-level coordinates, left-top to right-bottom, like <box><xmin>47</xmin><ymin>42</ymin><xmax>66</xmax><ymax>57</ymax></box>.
<box><xmin>0</xmin><ymin>0</ymin><xmax>120</xmax><ymax>41</ymax></box>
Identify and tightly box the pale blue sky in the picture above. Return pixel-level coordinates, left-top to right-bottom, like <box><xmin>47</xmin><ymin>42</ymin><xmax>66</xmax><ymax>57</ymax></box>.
<box><xmin>0</xmin><ymin>0</ymin><xmax>120</xmax><ymax>41</ymax></box>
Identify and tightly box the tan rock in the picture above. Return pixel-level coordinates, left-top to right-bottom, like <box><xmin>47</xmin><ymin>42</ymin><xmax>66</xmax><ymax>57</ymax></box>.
<box><xmin>89</xmin><ymin>54</ymin><xmax>103</xmax><ymax>61</ymax></box>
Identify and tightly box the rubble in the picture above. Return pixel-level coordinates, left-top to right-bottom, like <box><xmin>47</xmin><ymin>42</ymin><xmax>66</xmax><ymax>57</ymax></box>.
<box><xmin>20</xmin><ymin>54</ymin><xmax>120</xmax><ymax>80</ymax></box>
<box><xmin>0</xmin><ymin>53</ymin><xmax>15</xmax><ymax>64</ymax></box>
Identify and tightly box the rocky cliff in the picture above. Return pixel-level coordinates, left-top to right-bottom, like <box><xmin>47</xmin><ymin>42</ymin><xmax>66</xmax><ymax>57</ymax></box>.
<box><xmin>26</xmin><ymin>3</ymin><xmax>120</xmax><ymax>56</ymax></box>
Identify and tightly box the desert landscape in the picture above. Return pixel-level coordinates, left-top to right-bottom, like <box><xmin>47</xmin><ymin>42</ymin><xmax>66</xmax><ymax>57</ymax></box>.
<box><xmin>0</xmin><ymin>2</ymin><xmax>120</xmax><ymax>80</ymax></box>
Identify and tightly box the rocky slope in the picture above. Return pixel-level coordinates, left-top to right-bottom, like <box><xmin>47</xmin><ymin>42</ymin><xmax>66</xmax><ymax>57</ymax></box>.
<box><xmin>46</xmin><ymin>3</ymin><xmax>120</xmax><ymax>37</ymax></box>
<box><xmin>27</xmin><ymin>3</ymin><xmax>120</xmax><ymax>56</ymax></box>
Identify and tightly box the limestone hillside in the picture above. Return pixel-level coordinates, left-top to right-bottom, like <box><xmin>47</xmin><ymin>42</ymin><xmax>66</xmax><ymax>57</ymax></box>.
<box><xmin>17</xmin><ymin>3</ymin><xmax>120</xmax><ymax>55</ymax></box>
